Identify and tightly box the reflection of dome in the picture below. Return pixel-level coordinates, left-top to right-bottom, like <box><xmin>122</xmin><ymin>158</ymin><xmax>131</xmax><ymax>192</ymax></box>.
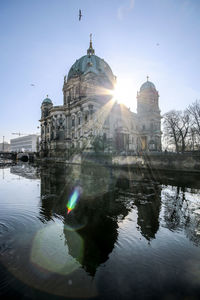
<box><xmin>140</xmin><ymin>79</ymin><xmax>156</xmax><ymax>91</ymax></box>
<box><xmin>67</xmin><ymin>38</ymin><xmax>114</xmax><ymax>82</ymax></box>
<box><xmin>42</xmin><ymin>97</ymin><xmax>53</xmax><ymax>105</ymax></box>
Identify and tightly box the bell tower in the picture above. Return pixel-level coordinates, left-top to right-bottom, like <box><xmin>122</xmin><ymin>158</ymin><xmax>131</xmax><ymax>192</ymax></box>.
<box><xmin>137</xmin><ymin>77</ymin><xmax>161</xmax><ymax>151</ymax></box>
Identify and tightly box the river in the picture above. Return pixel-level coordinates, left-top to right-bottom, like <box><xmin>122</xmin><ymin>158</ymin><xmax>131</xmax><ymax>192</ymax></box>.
<box><xmin>0</xmin><ymin>163</ymin><xmax>200</xmax><ymax>299</ymax></box>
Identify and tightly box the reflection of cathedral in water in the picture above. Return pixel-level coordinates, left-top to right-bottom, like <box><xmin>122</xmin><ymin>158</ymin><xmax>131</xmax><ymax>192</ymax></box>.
<box><xmin>115</xmin><ymin>174</ymin><xmax>161</xmax><ymax>241</ymax></box>
<box><xmin>10</xmin><ymin>163</ymin><xmax>200</xmax><ymax>275</ymax></box>
<box><xmin>134</xmin><ymin>182</ymin><xmax>161</xmax><ymax>241</ymax></box>
<box><xmin>40</xmin><ymin>164</ymin><xmax>130</xmax><ymax>275</ymax></box>
<box><xmin>39</xmin><ymin>165</ymin><xmax>163</xmax><ymax>275</ymax></box>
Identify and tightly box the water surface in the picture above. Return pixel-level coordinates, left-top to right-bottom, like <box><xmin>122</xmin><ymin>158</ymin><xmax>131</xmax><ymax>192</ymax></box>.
<box><xmin>0</xmin><ymin>163</ymin><xmax>200</xmax><ymax>299</ymax></box>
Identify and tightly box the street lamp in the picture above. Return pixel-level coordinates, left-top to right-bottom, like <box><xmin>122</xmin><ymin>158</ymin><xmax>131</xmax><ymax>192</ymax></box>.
<box><xmin>2</xmin><ymin>136</ymin><xmax>4</xmax><ymax>152</ymax></box>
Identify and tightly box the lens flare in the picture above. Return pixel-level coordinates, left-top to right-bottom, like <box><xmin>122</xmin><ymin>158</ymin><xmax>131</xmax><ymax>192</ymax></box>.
<box><xmin>67</xmin><ymin>188</ymin><xmax>80</xmax><ymax>214</ymax></box>
<box><xmin>30</xmin><ymin>223</ymin><xmax>83</xmax><ymax>276</ymax></box>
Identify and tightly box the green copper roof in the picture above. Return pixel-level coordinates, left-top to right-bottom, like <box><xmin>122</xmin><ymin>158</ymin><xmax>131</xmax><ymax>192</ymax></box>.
<box><xmin>42</xmin><ymin>97</ymin><xmax>53</xmax><ymax>104</ymax></box>
<box><xmin>67</xmin><ymin>54</ymin><xmax>114</xmax><ymax>81</ymax></box>
<box><xmin>140</xmin><ymin>81</ymin><xmax>156</xmax><ymax>91</ymax></box>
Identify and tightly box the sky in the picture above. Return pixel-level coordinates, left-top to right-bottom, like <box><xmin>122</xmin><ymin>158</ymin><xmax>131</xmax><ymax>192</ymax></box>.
<box><xmin>0</xmin><ymin>0</ymin><xmax>200</xmax><ymax>143</ymax></box>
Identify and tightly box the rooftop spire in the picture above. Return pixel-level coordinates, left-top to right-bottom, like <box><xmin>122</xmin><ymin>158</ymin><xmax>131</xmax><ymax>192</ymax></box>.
<box><xmin>147</xmin><ymin>76</ymin><xmax>149</xmax><ymax>82</ymax></box>
<box><xmin>87</xmin><ymin>33</ymin><xmax>95</xmax><ymax>56</ymax></box>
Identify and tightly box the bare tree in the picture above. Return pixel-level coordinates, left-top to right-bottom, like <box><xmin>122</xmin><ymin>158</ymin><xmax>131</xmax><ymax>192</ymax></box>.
<box><xmin>187</xmin><ymin>100</ymin><xmax>200</xmax><ymax>150</ymax></box>
<box><xmin>187</xmin><ymin>126</ymin><xmax>197</xmax><ymax>151</ymax></box>
<box><xmin>163</xmin><ymin>110</ymin><xmax>191</xmax><ymax>153</ymax></box>
<box><xmin>178</xmin><ymin>111</ymin><xmax>190</xmax><ymax>153</ymax></box>
<box><xmin>187</xmin><ymin>100</ymin><xmax>200</xmax><ymax>135</ymax></box>
<box><xmin>163</xmin><ymin>110</ymin><xmax>181</xmax><ymax>152</ymax></box>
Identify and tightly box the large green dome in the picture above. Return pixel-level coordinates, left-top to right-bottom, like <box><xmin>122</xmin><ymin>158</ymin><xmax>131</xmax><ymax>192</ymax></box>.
<box><xmin>67</xmin><ymin>54</ymin><xmax>114</xmax><ymax>82</ymax></box>
<box><xmin>67</xmin><ymin>37</ymin><xmax>114</xmax><ymax>83</ymax></box>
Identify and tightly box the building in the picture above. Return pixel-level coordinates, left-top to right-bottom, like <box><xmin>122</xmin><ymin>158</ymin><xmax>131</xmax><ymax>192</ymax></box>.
<box><xmin>40</xmin><ymin>37</ymin><xmax>161</xmax><ymax>158</ymax></box>
<box><xmin>10</xmin><ymin>135</ymin><xmax>39</xmax><ymax>152</ymax></box>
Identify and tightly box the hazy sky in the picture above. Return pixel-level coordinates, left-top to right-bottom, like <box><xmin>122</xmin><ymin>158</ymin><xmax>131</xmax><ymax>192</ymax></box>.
<box><xmin>0</xmin><ymin>0</ymin><xmax>200</xmax><ymax>143</ymax></box>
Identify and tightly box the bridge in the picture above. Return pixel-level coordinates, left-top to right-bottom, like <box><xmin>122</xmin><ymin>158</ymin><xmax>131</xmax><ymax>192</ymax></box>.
<box><xmin>17</xmin><ymin>152</ymin><xmax>35</xmax><ymax>162</ymax></box>
<box><xmin>0</xmin><ymin>152</ymin><xmax>35</xmax><ymax>162</ymax></box>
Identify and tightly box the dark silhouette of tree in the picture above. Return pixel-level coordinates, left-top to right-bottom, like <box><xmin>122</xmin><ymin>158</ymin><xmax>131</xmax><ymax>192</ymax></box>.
<box><xmin>163</xmin><ymin>110</ymin><xmax>191</xmax><ymax>153</ymax></box>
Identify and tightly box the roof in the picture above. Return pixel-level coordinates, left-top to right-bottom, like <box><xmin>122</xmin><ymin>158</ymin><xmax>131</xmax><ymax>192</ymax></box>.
<box><xmin>140</xmin><ymin>81</ymin><xmax>156</xmax><ymax>91</ymax></box>
<box><xmin>42</xmin><ymin>97</ymin><xmax>53</xmax><ymax>104</ymax></box>
<box><xmin>67</xmin><ymin>54</ymin><xmax>114</xmax><ymax>82</ymax></box>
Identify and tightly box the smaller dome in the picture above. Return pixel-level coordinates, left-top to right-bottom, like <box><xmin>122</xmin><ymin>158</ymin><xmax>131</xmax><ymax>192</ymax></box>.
<box><xmin>42</xmin><ymin>96</ymin><xmax>53</xmax><ymax>105</ymax></box>
<box><xmin>140</xmin><ymin>78</ymin><xmax>156</xmax><ymax>91</ymax></box>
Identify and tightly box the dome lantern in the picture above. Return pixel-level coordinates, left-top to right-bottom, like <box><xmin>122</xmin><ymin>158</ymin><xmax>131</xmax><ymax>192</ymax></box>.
<box><xmin>140</xmin><ymin>76</ymin><xmax>156</xmax><ymax>92</ymax></box>
<box><xmin>87</xmin><ymin>33</ymin><xmax>95</xmax><ymax>56</ymax></box>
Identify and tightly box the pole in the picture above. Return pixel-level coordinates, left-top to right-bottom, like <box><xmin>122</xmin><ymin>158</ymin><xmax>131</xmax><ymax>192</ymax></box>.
<box><xmin>2</xmin><ymin>136</ymin><xmax>4</xmax><ymax>152</ymax></box>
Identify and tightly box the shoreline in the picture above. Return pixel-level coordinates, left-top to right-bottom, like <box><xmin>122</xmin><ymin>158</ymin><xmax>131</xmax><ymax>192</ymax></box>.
<box><xmin>34</xmin><ymin>153</ymin><xmax>200</xmax><ymax>174</ymax></box>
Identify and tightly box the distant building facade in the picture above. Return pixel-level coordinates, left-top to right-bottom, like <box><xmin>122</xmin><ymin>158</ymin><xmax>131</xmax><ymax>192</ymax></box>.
<box><xmin>10</xmin><ymin>135</ymin><xmax>39</xmax><ymax>152</ymax></box>
<box><xmin>40</xmin><ymin>38</ymin><xmax>161</xmax><ymax>158</ymax></box>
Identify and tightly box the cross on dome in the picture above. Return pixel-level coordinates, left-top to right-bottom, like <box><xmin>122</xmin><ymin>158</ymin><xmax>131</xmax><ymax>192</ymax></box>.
<box><xmin>87</xmin><ymin>33</ymin><xmax>95</xmax><ymax>56</ymax></box>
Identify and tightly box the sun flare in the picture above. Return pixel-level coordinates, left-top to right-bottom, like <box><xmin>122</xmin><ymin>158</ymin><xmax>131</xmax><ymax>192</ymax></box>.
<box><xmin>110</xmin><ymin>78</ymin><xmax>136</xmax><ymax>110</ymax></box>
<box><xmin>112</xmin><ymin>84</ymin><xmax>124</xmax><ymax>103</ymax></box>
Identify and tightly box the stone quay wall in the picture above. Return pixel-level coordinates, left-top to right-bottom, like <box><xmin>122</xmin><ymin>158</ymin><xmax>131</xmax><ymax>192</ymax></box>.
<box><xmin>36</xmin><ymin>152</ymin><xmax>200</xmax><ymax>173</ymax></box>
<box><xmin>112</xmin><ymin>153</ymin><xmax>200</xmax><ymax>173</ymax></box>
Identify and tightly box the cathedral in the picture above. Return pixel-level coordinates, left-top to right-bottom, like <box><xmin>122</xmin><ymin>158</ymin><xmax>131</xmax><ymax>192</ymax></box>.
<box><xmin>39</xmin><ymin>37</ymin><xmax>161</xmax><ymax>158</ymax></box>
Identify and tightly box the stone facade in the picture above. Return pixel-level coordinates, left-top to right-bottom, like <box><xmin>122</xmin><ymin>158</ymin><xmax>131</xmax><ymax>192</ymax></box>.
<box><xmin>39</xmin><ymin>39</ymin><xmax>162</xmax><ymax>158</ymax></box>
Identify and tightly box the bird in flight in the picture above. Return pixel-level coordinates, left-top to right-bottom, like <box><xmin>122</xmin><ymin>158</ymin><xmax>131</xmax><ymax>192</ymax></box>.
<box><xmin>156</xmin><ymin>43</ymin><xmax>160</xmax><ymax>46</ymax></box>
<box><xmin>79</xmin><ymin>9</ymin><xmax>82</xmax><ymax>21</ymax></box>
<box><xmin>30</xmin><ymin>84</ymin><xmax>35</xmax><ymax>86</ymax></box>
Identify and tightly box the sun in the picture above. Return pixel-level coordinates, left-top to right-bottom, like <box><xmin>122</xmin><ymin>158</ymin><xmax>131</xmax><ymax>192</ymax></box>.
<box><xmin>112</xmin><ymin>84</ymin><xmax>124</xmax><ymax>103</ymax></box>
<box><xmin>110</xmin><ymin>78</ymin><xmax>136</xmax><ymax>110</ymax></box>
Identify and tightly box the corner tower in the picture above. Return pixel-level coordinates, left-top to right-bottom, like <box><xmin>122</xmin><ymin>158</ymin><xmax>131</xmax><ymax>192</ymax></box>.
<box><xmin>137</xmin><ymin>77</ymin><xmax>162</xmax><ymax>151</ymax></box>
<box><xmin>40</xmin><ymin>96</ymin><xmax>53</xmax><ymax>157</ymax></box>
